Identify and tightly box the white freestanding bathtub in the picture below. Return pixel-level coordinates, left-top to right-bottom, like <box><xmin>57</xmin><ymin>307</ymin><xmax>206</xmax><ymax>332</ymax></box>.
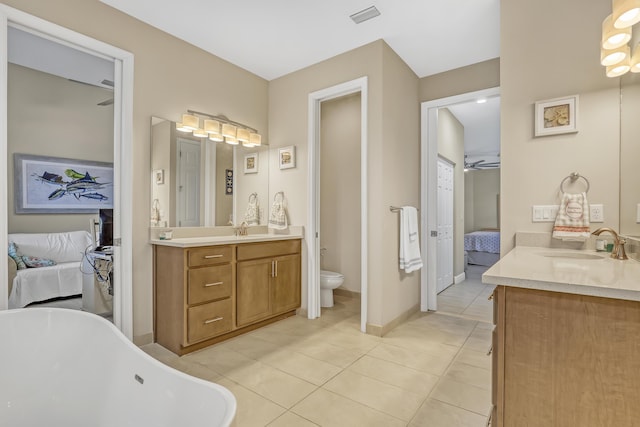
<box><xmin>0</xmin><ymin>308</ymin><xmax>236</xmax><ymax>427</ymax></box>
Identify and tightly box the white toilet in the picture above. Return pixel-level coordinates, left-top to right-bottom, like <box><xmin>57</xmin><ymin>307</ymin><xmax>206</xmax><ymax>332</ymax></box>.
<box><xmin>320</xmin><ymin>270</ymin><xmax>344</xmax><ymax>308</ymax></box>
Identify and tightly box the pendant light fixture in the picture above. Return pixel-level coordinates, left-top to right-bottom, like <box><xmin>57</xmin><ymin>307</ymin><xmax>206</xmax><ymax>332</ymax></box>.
<box><xmin>174</xmin><ymin>110</ymin><xmax>264</xmax><ymax>146</ymax></box>
<box><xmin>601</xmin><ymin>44</ymin><xmax>630</xmax><ymax>66</ymax></box>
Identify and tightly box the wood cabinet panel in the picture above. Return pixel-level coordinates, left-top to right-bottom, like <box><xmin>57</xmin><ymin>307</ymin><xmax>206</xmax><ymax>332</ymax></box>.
<box><xmin>272</xmin><ymin>254</ymin><xmax>301</xmax><ymax>315</ymax></box>
<box><xmin>188</xmin><ymin>246</ymin><xmax>233</xmax><ymax>267</ymax></box>
<box><xmin>236</xmin><ymin>259</ymin><xmax>272</xmax><ymax>327</ymax></box>
<box><xmin>187</xmin><ymin>264</ymin><xmax>232</xmax><ymax>305</ymax></box>
<box><xmin>187</xmin><ymin>298</ymin><xmax>232</xmax><ymax>344</ymax></box>
<box><xmin>494</xmin><ymin>286</ymin><xmax>640</xmax><ymax>427</ymax></box>
<box><xmin>237</xmin><ymin>239</ymin><xmax>301</xmax><ymax>261</ymax></box>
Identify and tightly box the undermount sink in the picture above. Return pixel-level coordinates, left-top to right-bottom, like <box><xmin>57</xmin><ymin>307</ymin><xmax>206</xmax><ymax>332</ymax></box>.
<box><xmin>539</xmin><ymin>252</ymin><xmax>605</xmax><ymax>260</ymax></box>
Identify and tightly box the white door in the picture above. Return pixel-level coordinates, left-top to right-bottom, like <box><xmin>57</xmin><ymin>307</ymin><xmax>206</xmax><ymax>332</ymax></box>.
<box><xmin>177</xmin><ymin>138</ymin><xmax>201</xmax><ymax>227</ymax></box>
<box><xmin>437</xmin><ymin>158</ymin><xmax>454</xmax><ymax>293</ymax></box>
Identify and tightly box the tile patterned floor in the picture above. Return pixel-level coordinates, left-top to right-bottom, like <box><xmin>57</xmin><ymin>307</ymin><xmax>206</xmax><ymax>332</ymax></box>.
<box><xmin>142</xmin><ymin>265</ymin><xmax>495</xmax><ymax>426</ymax></box>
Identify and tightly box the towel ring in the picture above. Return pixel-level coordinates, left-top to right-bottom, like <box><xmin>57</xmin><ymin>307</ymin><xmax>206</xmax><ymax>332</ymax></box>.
<box><xmin>560</xmin><ymin>172</ymin><xmax>590</xmax><ymax>194</ymax></box>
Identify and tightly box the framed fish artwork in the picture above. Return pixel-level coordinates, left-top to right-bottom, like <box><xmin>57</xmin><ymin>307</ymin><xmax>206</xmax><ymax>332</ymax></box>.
<box><xmin>14</xmin><ymin>153</ymin><xmax>114</xmax><ymax>213</ymax></box>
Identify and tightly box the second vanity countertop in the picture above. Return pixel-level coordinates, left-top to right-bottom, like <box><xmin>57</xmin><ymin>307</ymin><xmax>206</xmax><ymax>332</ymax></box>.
<box><xmin>150</xmin><ymin>227</ymin><xmax>304</xmax><ymax>248</ymax></box>
<box><xmin>483</xmin><ymin>246</ymin><xmax>640</xmax><ymax>302</ymax></box>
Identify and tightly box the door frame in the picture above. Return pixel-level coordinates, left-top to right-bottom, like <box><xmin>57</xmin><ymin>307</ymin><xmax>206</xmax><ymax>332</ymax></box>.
<box><xmin>0</xmin><ymin>5</ymin><xmax>134</xmax><ymax>340</ymax></box>
<box><xmin>307</xmin><ymin>76</ymin><xmax>368</xmax><ymax>332</ymax></box>
<box><xmin>420</xmin><ymin>86</ymin><xmax>499</xmax><ymax>311</ymax></box>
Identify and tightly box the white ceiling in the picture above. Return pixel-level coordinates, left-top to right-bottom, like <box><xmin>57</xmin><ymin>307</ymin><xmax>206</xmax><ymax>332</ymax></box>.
<box><xmin>447</xmin><ymin>96</ymin><xmax>500</xmax><ymax>162</ymax></box>
<box><xmin>99</xmin><ymin>0</ymin><xmax>500</xmax><ymax>81</ymax></box>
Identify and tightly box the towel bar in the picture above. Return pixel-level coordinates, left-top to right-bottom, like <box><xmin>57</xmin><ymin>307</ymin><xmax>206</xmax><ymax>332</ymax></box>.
<box><xmin>560</xmin><ymin>172</ymin><xmax>590</xmax><ymax>194</ymax></box>
<box><xmin>390</xmin><ymin>206</ymin><xmax>419</xmax><ymax>212</ymax></box>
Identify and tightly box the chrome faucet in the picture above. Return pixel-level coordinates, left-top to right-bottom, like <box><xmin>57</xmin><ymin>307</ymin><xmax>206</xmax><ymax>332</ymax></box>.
<box><xmin>234</xmin><ymin>221</ymin><xmax>249</xmax><ymax>236</ymax></box>
<box><xmin>592</xmin><ymin>227</ymin><xmax>628</xmax><ymax>260</ymax></box>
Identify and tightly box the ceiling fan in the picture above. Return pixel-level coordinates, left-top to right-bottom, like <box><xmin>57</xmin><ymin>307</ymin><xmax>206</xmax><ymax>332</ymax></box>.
<box><xmin>464</xmin><ymin>154</ymin><xmax>500</xmax><ymax>170</ymax></box>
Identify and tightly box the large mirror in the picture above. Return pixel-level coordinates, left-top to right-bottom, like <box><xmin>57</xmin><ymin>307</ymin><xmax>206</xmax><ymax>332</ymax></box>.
<box><xmin>620</xmin><ymin>72</ymin><xmax>640</xmax><ymax>237</ymax></box>
<box><xmin>150</xmin><ymin>117</ymin><xmax>269</xmax><ymax>228</ymax></box>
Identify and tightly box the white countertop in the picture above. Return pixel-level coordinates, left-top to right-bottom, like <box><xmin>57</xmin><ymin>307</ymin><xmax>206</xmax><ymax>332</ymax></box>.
<box><xmin>150</xmin><ymin>232</ymin><xmax>303</xmax><ymax>248</ymax></box>
<box><xmin>483</xmin><ymin>246</ymin><xmax>640</xmax><ymax>302</ymax></box>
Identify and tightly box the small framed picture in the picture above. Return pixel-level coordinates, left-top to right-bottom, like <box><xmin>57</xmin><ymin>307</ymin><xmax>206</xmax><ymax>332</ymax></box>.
<box><xmin>278</xmin><ymin>146</ymin><xmax>296</xmax><ymax>170</ymax></box>
<box><xmin>534</xmin><ymin>95</ymin><xmax>579</xmax><ymax>137</ymax></box>
<box><xmin>244</xmin><ymin>153</ymin><xmax>258</xmax><ymax>174</ymax></box>
<box><xmin>154</xmin><ymin>169</ymin><xmax>164</xmax><ymax>185</ymax></box>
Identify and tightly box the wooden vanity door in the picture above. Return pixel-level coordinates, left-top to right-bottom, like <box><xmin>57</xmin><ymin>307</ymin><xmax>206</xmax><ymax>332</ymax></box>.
<box><xmin>271</xmin><ymin>253</ymin><xmax>301</xmax><ymax>315</ymax></box>
<box><xmin>236</xmin><ymin>258</ymin><xmax>272</xmax><ymax>326</ymax></box>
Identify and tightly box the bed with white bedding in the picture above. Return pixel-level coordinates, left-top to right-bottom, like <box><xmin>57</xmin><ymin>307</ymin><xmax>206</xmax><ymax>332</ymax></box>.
<box><xmin>464</xmin><ymin>230</ymin><xmax>500</xmax><ymax>267</ymax></box>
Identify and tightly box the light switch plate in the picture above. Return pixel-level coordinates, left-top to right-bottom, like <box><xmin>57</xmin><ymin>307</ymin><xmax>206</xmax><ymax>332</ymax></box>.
<box><xmin>590</xmin><ymin>204</ymin><xmax>604</xmax><ymax>222</ymax></box>
<box><xmin>532</xmin><ymin>205</ymin><xmax>560</xmax><ymax>222</ymax></box>
<box><xmin>637</xmin><ymin>204</ymin><xmax>640</xmax><ymax>223</ymax></box>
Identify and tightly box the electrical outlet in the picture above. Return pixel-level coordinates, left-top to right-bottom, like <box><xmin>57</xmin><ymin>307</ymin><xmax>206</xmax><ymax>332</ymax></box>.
<box><xmin>590</xmin><ymin>204</ymin><xmax>604</xmax><ymax>222</ymax></box>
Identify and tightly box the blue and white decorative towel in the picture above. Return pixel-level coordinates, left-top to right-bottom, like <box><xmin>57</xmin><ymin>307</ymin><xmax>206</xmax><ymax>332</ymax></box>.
<box><xmin>552</xmin><ymin>192</ymin><xmax>590</xmax><ymax>241</ymax></box>
<box><xmin>399</xmin><ymin>206</ymin><xmax>423</xmax><ymax>273</ymax></box>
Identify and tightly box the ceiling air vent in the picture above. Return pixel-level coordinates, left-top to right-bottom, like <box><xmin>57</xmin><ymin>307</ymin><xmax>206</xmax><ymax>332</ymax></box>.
<box><xmin>350</xmin><ymin>6</ymin><xmax>381</xmax><ymax>24</ymax></box>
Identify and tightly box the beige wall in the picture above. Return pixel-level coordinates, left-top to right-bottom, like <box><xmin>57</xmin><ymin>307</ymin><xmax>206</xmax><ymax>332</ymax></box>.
<box><xmin>437</xmin><ymin>108</ymin><xmax>465</xmax><ymax>277</ymax></box>
<box><xmin>151</xmin><ymin>120</ymin><xmax>170</xmax><ymax>227</ymax></box>
<box><xmin>3</xmin><ymin>0</ymin><xmax>269</xmax><ymax>343</ymax></box>
<box><xmin>269</xmin><ymin>40</ymin><xmax>420</xmax><ymax>329</ymax></box>
<box><xmin>235</xmin><ymin>145</ymin><xmax>270</xmax><ymax>227</ymax></box>
<box><xmin>320</xmin><ymin>93</ymin><xmax>361</xmax><ymax>293</ymax></box>
<box><xmin>419</xmin><ymin>58</ymin><xmax>500</xmax><ymax>102</ymax></box>
<box><xmin>464</xmin><ymin>169</ymin><xmax>500</xmax><ymax>232</ymax></box>
<box><xmin>8</xmin><ymin>63</ymin><xmax>113</xmax><ymax>234</ymax></box>
<box><xmin>501</xmin><ymin>0</ymin><xmax>620</xmax><ymax>253</ymax></box>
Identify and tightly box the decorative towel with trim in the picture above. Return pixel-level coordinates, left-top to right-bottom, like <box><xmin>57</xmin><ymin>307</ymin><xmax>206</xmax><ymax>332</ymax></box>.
<box><xmin>399</xmin><ymin>206</ymin><xmax>423</xmax><ymax>273</ymax></box>
<box><xmin>268</xmin><ymin>191</ymin><xmax>288</xmax><ymax>230</ymax></box>
<box><xmin>244</xmin><ymin>193</ymin><xmax>260</xmax><ymax>226</ymax></box>
<box><xmin>552</xmin><ymin>192</ymin><xmax>590</xmax><ymax>241</ymax></box>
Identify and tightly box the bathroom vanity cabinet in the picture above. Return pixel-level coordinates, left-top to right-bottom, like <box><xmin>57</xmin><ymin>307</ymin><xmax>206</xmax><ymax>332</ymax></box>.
<box><xmin>485</xmin><ymin>246</ymin><xmax>640</xmax><ymax>426</ymax></box>
<box><xmin>236</xmin><ymin>240</ymin><xmax>301</xmax><ymax>327</ymax></box>
<box><xmin>154</xmin><ymin>238</ymin><xmax>301</xmax><ymax>355</ymax></box>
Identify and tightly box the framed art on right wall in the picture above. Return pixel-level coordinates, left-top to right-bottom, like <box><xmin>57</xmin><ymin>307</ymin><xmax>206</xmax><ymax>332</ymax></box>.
<box><xmin>534</xmin><ymin>95</ymin><xmax>579</xmax><ymax>137</ymax></box>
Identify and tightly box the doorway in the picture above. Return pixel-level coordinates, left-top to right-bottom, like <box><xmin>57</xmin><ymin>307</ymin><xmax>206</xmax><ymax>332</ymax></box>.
<box><xmin>176</xmin><ymin>138</ymin><xmax>201</xmax><ymax>227</ymax></box>
<box><xmin>0</xmin><ymin>5</ymin><xmax>134</xmax><ymax>339</ymax></box>
<box><xmin>420</xmin><ymin>87</ymin><xmax>500</xmax><ymax>312</ymax></box>
<box><xmin>307</xmin><ymin>77</ymin><xmax>368</xmax><ymax>332</ymax></box>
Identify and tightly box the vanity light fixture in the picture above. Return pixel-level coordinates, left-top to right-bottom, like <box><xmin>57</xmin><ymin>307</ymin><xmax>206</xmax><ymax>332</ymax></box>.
<box><xmin>175</xmin><ymin>110</ymin><xmax>264</xmax><ymax>146</ymax></box>
<box><xmin>601</xmin><ymin>43</ymin><xmax>630</xmax><ymax>66</ymax></box>
<box><xmin>631</xmin><ymin>44</ymin><xmax>640</xmax><ymax>72</ymax></box>
<box><xmin>606</xmin><ymin>59</ymin><xmax>631</xmax><ymax>77</ymax></box>
<box><xmin>602</xmin><ymin>15</ymin><xmax>632</xmax><ymax>49</ymax></box>
<box><xmin>613</xmin><ymin>0</ymin><xmax>640</xmax><ymax>28</ymax></box>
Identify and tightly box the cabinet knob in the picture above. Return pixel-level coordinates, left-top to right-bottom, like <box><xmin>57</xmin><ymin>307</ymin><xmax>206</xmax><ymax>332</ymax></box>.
<box><xmin>204</xmin><ymin>317</ymin><xmax>223</xmax><ymax>324</ymax></box>
<box><xmin>488</xmin><ymin>293</ymin><xmax>494</xmax><ymax>301</ymax></box>
<box><xmin>487</xmin><ymin>345</ymin><xmax>493</xmax><ymax>356</ymax></box>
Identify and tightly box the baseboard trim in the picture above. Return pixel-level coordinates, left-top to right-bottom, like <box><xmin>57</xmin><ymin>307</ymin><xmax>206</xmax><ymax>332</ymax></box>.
<box><xmin>334</xmin><ymin>288</ymin><xmax>361</xmax><ymax>298</ymax></box>
<box><xmin>454</xmin><ymin>272</ymin><xmax>466</xmax><ymax>284</ymax></box>
<box><xmin>366</xmin><ymin>303</ymin><xmax>420</xmax><ymax>337</ymax></box>
<box><xmin>134</xmin><ymin>332</ymin><xmax>153</xmax><ymax>346</ymax></box>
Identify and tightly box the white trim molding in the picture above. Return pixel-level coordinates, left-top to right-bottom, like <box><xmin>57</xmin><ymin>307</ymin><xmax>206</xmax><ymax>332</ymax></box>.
<box><xmin>0</xmin><ymin>4</ymin><xmax>134</xmax><ymax>340</ymax></box>
<box><xmin>420</xmin><ymin>86</ymin><xmax>500</xmax><ymax>312</ymax></box>
<box><xmin>307</xmin><ymin>76</ymin><xmax>368</xmax><ymax>332</ymax></box>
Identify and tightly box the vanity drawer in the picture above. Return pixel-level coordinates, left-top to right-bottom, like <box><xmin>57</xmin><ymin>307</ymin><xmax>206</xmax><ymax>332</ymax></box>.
<box><xmin>188</xmin><ymin>246</ymin><xmax>233</xmax><ymax>267</ymax></box>
<box><xmin>187</xmin><ymin>264</ymin><xmax>232</xmax><ymax>305</ymax></box>
<box><xmin>237</xmin><ymin>239</ymin><xmax>301</xmax><ymax>261</ymax></box>
<box><xmin>187</xmin><ymin>298</ymin><xmax>232</xmax><ymax>344</ymax></box>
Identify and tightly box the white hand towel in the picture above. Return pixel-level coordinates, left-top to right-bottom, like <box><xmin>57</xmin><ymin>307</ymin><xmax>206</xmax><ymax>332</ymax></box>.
<box><xmin>399</xmin><ymin>206</ymin><xmax>423</xmax><ymax>273</ymax></box>
<box><xmin>552</xmin><ymin>192</ymin><xmax>590</xmax><ymax>241</ymax></box>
